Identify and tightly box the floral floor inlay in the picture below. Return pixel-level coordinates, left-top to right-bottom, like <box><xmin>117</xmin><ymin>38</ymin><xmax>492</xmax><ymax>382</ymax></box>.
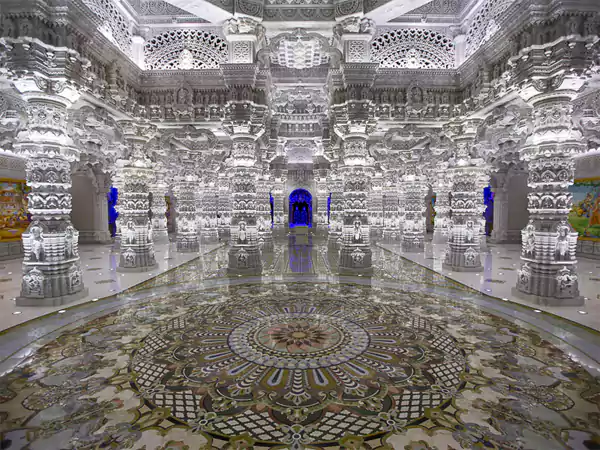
<box><xmin>0</xmin><ymin>252</ymin><xmax>599</xmax><ymax>449</ymax></box>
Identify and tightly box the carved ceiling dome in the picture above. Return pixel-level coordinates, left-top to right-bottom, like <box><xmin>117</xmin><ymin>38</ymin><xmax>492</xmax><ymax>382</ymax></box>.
<box><xmin>371</xmin><ymin>28</ymin><xmax>455</xmax><ymax>69</ymax></box>
<box><xmin>144</xmin><ymin>30</ymin><xmax>228</xmax><ymax>70</ymax></box>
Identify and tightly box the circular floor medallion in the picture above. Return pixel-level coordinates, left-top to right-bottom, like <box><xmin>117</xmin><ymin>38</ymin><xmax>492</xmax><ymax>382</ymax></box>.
<box><xmin>131</xmin><ymin>286</ymin><xmax>467</xmax><ymax>443</ymax></box>
<box><xmin>229</xmin><ymin>312</ymin><xmax>369</xmax><ymax>368</ymax></box>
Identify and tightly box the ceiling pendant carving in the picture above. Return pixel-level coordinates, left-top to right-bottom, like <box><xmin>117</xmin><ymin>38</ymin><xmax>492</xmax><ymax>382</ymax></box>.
<box><xmin>270</xmin><ymin>29</ymin><xmax>331</xmax><ymax>69</ymax></box>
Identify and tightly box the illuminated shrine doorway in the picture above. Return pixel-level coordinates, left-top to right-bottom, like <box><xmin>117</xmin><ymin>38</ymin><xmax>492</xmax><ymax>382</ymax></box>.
<box><xmin>289</xmin><ymin>189</ymin><xmax>312</xmax><ymax>228</ymax></box>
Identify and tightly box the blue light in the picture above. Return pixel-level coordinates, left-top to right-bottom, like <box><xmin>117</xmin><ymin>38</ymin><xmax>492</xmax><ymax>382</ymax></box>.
<box><xmin>289</xmin><ymin>188</ymin><xmax>312</xmax><ymax>228</ymax></box>
<box><xmin>107</xmin><ymin>187</ymin><xmax>118</xmax><ymax>237</ymax></box>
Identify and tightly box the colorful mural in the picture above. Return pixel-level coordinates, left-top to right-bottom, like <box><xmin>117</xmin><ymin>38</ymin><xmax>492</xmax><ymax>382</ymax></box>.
<box><xmin>0</xmin><ymin>178</ymin><xmax>30</xmax><ymax>241</ymax></box>
<box><xmin>569</xmin><ymin>177</ymin><xmax>600</xmax><ymax>241</ymax></box>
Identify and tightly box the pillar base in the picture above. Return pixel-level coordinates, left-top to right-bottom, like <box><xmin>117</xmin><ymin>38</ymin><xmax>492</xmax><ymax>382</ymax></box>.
<box><xmin>442</xmin><ymin>262</ymin><xmax>483</xmax><ymax>272</ymax></box>
<box><xmin>152</xmin><ymin>231</ymin><xmax>170</xmax><ymax>245</ymax></box>
<box><xmin>17</xmin><ymin>287</ymin><xmax>89</xmax><ymax>307</ymax></box>
<box><xmin>511</xmin><ymin>287</ymin><xmax>584</xmax><ymax>307</ymax></box>
<box><xmin>117</xmin><ymin>263</ymin><xmax>158</xmax><ymax>273</ymax></box>
<box><xmin>177</xmin><ymin>236</ymin><xmax>200</xmax><ymax>253</ymax></box>
<box><xmin>339</xmin><ymin>245</ymin><xmax>372</xmax><ymax>275</ymax></box>
<box><xmin>402</xmin><ymin>241</ymin><xmax>424</xmax><ymax>252</ymax></box>
<box><xmin>228</xmin><ymin>244</ymin><xmax>262</xmax><ymax>275</ymax></box>
<box><xmin>432</xmin><ymin>231</ymin><xmax>448</xmax><ymax>245</ymax></box>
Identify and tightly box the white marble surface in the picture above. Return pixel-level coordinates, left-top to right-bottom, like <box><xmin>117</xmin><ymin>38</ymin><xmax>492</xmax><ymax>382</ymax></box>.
<box><xmin>378</xmin><ymin>240</ymin><xmax>600</xmax><ymax>331</ymax></box>
<box><xmin>0</xmin><ymin>240</ymin><xmax>223</xmax><ymax>331</ymax></box>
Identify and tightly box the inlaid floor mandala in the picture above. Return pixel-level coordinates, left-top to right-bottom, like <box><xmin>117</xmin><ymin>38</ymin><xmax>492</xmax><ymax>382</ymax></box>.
<box><xmin>0</xmin><ymin>282</ymin><xmax>599</xmax><ymax>450</ymax></box>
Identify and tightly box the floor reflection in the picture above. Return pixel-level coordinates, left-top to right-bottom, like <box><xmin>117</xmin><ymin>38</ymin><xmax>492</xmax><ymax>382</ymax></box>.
<box><xmin>0</xmin><ymin>236</ymin><xmax>599</xmax><ymax>449</ymax></box>
<box><xmin>287</xmin><ymin>234</ymin><xmax>313</xmax><ymax>273</ymax></box>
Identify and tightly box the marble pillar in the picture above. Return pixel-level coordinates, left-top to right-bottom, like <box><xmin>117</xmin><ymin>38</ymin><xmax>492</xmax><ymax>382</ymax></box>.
<box><xmin>13</xmin><ymin>91</ymin><xmax>87</xmax><ymax>305</ymax></box>
<box><xmin>256</xmin><ymin>174</ymin><xmax>274</xmax><ymax>251</ymax></box>
<box><xmin>327</xmin><ymin>172</ymin><xmax>343</xmax><ymax>248</ymax></box>
<box><xmin>401</xmin><ymin>158</ymin><xmax>428</xmax><ymax>252</ymax></box>
<box><xmin>116</xmin><ymin>140</ymin><xmax>157</xmax><ymax>273</ymax></box>
<box><xmin>444</xmin><ymin>120</ymin><xmax>487</xmax><ymax>272</ymax></box>
<box><xmin>174</xmin><ymin>174</ymin><xmax>200</xmax><ymax>253</ymax></box>
<box><xmin>150</xmin><ymin>170</ymin><xmax>170</xmax><ymax>244</ymax></box>
<box><xmin>339</xmin><ymin>138</ymin><xmax>373</xmax><ymax>275</ymax></box>
<box><xmin>228</xmin><ymin>139</ymin><xmax>262</xmax><ymax>275</ymax></box>
<box><xmin>514</xmin><ymin>94</ymin><xmax>586</xmax><ymax>305</ymax></box>
<box><xmin>432</xmin><ymin>164</ymin><xmax>452</xmax><ymax>245</ymax></box>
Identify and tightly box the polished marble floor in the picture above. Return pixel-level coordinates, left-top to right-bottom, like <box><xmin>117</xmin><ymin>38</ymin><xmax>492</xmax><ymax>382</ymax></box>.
<box><xmin>0</xmin><ymin>241</ymin><xmax>223</xmax><ymax>330</ymax></box>
<box><xmin>0</xmin><ymin>235</ymin><xmax>599</xmax><ymax>449</ymax></box>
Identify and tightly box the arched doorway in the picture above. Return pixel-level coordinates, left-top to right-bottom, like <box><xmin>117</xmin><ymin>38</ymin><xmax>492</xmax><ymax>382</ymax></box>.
<box><xmin>289</xmin><ymin>189</ymin><xmax>312</xmax><ymax>228</ymax></box>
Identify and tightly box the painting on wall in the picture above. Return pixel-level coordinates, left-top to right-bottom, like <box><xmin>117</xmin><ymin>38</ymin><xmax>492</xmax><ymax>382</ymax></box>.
<box><xmin>569</xmin><ymin>177</ymin><xmax>600</xmax><ymax>241</ymax></box>
<box><xmin>0</xmin><ymin>178</ymin><xmax>30</xmax><ymax>242</ymax></box>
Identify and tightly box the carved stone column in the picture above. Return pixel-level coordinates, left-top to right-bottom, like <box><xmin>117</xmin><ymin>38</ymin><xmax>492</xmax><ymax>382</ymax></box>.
<box><xmin>228</xmin><ymin>139</ymin><xmax>262</xmax><ymax>274</ymax></box>
<box><xmin>222</xmin><ymin>24</ymin><xmax>266</xmax><ymax>274</ymax></box>
<box><xmin>339</xmin><ymin>138</ymin><xmax>373</xmax><ymax>274</ymax></box>
<box><xmin>507</xmin><ymin>15</ymin><xmax>599</xmax><ymax>304</ymax></box>
<box><xmin>401</xmin><ymin>156</ymin><xmax>428</xmax><ymax>252</ymax></box>
<box><xmin>432</xmin><ymin>162</ymin><xmax>452</xmax><ymax>245</ymax></box>
<box><xmin>116</xmin><ymin>122</ymin><xmax>157</xmax><ymax>272</ymax></box>
<box><xmin>315</xmin><ymin>169</ymin><xmax>329</xmax><ymax>232</ymax></box>
<box><xmin>369</xmin><ymin>172</ymin><xmax>384</xmax><ymax>240</ymax></box>
<box><xmin>382</xmin><ymin>171</ymin><xmax>400</xmax><ymax>242</ymax></box>
<box><xmin>201</xmin><ymin>174</ymin><xmax>219</xmax><ymax>243</ymax></box>
<box><xmin>256</xmin><ymin>172</ymin><xmax>274</xmax><ymax>251</ymax></box>
<box><xmin>174</xmin><ymin>172</ymin><xmax>200</xmax><ymax>253</ymax></box>
<box><xmin>327</xmin><ymin>169</ymin><xmax>344</xmax><ymax>248</ymax></box>
<box><xmin>13</xmin><ymin>90</ymin><xmax>87</xmax><ymax>305</ymax></box>
<box><xmin>150</xmin><ymin>168</ymin><xmax>169</xmax><ymax>244</ymax></box>
<box><xmin>271</xmin><ymin>169</ymin><xmax>286</xmax><ymax>233</ymax></box>
<box><xmin>217</xmin><ymin>173</ymin><xmax>231</xmax><ymax>240</ymax></box>
<box><xmin>490</xmin><ymin>171</ymin><xmax>509</xmax><ymax>244</ymax></box>
<box><xmin>514</xmin><ymin>89</ymin><xmax>586</xmax><ymax>305</ymax></box>
<box><xmin>443</xmin><ymin>120</ymin><xmax>487</xmax><ymax>271</ymax></box>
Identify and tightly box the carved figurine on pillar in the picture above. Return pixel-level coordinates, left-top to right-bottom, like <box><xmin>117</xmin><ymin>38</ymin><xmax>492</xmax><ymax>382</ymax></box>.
<box><xmin>116</xmin><ymin>122</ymin><xmax>157</xmax><ymax>272</ymax></box>
<box><xmin>12</xmin><ymin>85</ymin><xmax>88</xmax><ymax>306</ymax></box>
